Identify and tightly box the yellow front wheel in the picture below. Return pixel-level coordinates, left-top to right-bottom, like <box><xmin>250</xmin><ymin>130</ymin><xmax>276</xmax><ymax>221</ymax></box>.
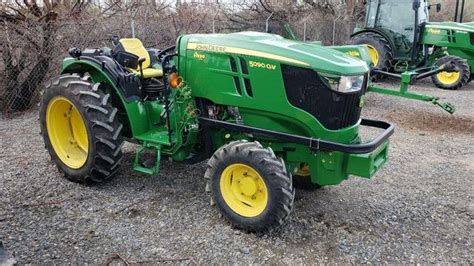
<box><xmin>206</xmin><ymin>141</ymin><xmax>294</xmax><ymax>233</ymax></box>
<box><xmin>436</xmin><ymin>71</ymin><xmax>461</xmax><ymax>85</ymax></box>
<box><xmin>40</xmin><ymin>74</ymin><xmax>124</xmax><ymax>183</ymax></box>
<box><xmin>432</xmin><ymin>56</ymin><xmax>470</xmax><ymax>90</ymax></box>
<box><xmin>220</xmin><ymin>163</ymin><xmax>268</xmax><ymax>218</ymax></box>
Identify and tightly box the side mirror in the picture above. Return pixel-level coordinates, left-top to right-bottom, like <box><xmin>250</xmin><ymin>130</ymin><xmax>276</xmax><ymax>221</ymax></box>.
<box><xmin>68</xmin><ymin>47</ymin><xmax>82</xmax><ymax>58</ymax></box>
<box><xmin>111</xmin><ymin>36</ymin><xmax>120</xmax><ymax>46</ymax></box>
<box><xmin>436</xmin><ymin>3</ymin><xmax>442</xmax><ymax>12</ymax></box>
<box><xmin>114</xmin><ymin>50</ymin><xmax>139</xmax><ymax>69</ymax></box>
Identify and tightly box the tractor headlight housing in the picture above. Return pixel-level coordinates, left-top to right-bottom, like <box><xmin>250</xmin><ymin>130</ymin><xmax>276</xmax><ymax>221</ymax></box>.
<box><xmin>323</xmin><ymin>75</ymin><xmax>365</xmax><ymax>93</ymax></box>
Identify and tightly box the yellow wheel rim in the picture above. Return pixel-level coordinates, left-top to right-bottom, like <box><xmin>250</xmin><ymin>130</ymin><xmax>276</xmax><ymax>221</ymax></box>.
<box><xmin>46</xmin><ymin>96</ymin><xmax>89</xmax><ymax>169</ymax></box>
<box><xmin>220</xmin><ymin>163</ymin><xmax>268</xmax><ymax>217</ymax></box>
<box><xmin>295</xmin><ymin>164</ymin><xmax>310</xmax><ymax>177</ymax></box>
<box><xmin>367</xmin><ymin>45</ymin><xmax>380</xmax><ymax>66</ymax></box>
<box><xmin>436</xmin><ymin>70</ymin><xmax>460</xmax><ymax>85</ymax></box>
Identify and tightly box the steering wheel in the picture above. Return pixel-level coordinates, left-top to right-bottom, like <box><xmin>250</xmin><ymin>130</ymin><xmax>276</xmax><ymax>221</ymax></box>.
<box><xmin>157</xmin><ymin>45</ymin><xmax>176</xmax><ymax>64</ymax></box>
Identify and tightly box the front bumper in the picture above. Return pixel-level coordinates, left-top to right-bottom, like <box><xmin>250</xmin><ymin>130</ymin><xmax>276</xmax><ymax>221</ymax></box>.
<box><xmin>199</xmin><ymin>117</ymin><xmax>394</xmax><ymax>184</ymax></box>
<box><xmin>200</xmin><ymin>117</ymin><xmax>394</xmax><ymax>154</ymax></box>
<box><xmin>346</xmin><ymin>140</ymin><xmax>389</xmax><ymax>178</ymax></box>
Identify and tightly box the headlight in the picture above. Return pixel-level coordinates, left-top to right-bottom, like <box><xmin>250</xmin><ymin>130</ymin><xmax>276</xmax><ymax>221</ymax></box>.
<box><xmin>323</xmin><ymin>75</ymin><xmax>365</xmax><ymax>93</ymax></box>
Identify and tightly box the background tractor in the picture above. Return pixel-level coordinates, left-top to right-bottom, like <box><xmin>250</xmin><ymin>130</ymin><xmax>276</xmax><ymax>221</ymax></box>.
<box><xmin>351</xmin><ymin>0</ymin><xmax>473</xmax><ymax>90</ymax></box>
<box><xmin>39</xmin><ymin>32</ymin><xmax>394</xmax><ymax>233</ymax></box>
<box><xmin>276</xmin><ymin>16</ymin><xmax>459</xmax><ymax>114</ymax></box>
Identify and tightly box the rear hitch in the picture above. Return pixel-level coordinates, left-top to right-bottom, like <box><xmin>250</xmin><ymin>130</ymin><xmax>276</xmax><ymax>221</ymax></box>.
<box><xmin>432</xmin><ymin>98</ymin><xmax>456</xmax><ymax>114</ymax></box>
<box><xmin>368</xmin><ymin>68</ymin><xmax>456</xmax><ymax>114</ymax></box>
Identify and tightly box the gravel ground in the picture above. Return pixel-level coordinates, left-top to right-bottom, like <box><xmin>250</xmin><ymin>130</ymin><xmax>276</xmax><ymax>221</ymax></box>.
<box><xmin>1</xmin><ymin>80</ymin><xmax>473</xmax><ymax>264</ymax></box>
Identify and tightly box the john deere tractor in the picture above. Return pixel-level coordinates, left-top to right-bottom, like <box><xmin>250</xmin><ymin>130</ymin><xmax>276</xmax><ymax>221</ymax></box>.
<box><xmin>351</xmin><ymin>0</ymin><xmax>473</xmax><ymax>90</ymax></box>
<box><xmin>40</xmin><ymin>32</ymin><xmax>394</xmax><ymax>232</ymax></box>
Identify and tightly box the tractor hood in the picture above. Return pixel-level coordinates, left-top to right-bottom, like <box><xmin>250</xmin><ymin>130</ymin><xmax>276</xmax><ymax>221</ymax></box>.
<box><xmin>426</xmin><ymin>22</ymin><xmax>474</xmax><ymax>33</ymax></box>
<box><xmin>182</xmin><ymin>31</ymin><xmax>369</xmax><ymax>76</ymax></box>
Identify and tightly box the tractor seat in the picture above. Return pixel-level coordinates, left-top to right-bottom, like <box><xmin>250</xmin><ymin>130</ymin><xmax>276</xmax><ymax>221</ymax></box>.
<box><xmin>116</xmin><ymin>38</ymin><xmax>163</xmax><ymax>79</ymax></box>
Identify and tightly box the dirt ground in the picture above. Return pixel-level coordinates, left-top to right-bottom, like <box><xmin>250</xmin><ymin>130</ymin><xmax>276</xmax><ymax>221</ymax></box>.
<box><xmin>1</xmin><ymin>80</ymin><xmax>473</xmax><ymax>264</ymax></box>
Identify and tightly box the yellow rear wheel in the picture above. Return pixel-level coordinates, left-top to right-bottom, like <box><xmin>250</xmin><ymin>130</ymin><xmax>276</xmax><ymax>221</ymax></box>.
<box><xmin>350</xmin><ymin>32</ymin><xmax>393</xmax><ymax>81</ymax></box>
<box><xmin>40</xmin><ymin>74</ymin><xmax>124</xmax><ymax>183</ymax></box>
<box><xmin>46</xmin><ymin>97</ymin><xmax>89</xmax><ymax>169</ymax></box>
<box><xmin>206</xmin><ymin>141</ymin><xmax>294</xmax><ymax>233</ymax></box>
<box><xmin>366</xmin><ymin>44</ymin><xmax>380</xmax><ymax>67</ymax></box>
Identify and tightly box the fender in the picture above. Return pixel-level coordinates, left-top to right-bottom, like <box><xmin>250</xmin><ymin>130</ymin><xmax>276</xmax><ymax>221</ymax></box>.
<box><xmin>61</xmin><ymin>57</ymin><xmax>152</xmax><ymax>138</ymax></box>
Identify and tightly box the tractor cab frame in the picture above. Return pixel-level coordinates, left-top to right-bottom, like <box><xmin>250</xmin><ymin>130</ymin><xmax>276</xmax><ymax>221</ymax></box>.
<box><xmin>350</xmin><ymin>0</ymin><xmax>472</xmax><ymax>105</ymax></box>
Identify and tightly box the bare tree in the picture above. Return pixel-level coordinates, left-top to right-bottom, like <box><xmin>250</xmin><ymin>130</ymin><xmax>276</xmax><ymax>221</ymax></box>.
<box><xmin>0</xmin><ymin>0</ymin><xmax>89</xmax><ymax>111</ymax></box>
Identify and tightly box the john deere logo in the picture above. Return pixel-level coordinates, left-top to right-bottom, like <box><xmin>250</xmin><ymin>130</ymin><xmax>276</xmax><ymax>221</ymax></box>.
<box><xmin>193</xmin><ymin>52</ymin><xmax>206</xmax><ymax>60</ymax></box>
<box><xmin>193</xmin><ymin>44</ymin><xmax>226</xmax><ymax>53</ymax></box>
<box><xmin>427</xmin><ymin>28</ymin><xmax>441</xmax><ymax>34</ymax></box>
<box><xmin>346</xmin><ymin>51</ymin><xmax>361</xmax><ymax>57</ymax></box>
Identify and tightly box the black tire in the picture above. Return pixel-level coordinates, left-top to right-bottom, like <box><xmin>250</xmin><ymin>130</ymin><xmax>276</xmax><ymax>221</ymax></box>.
<box><xmin>431</xmin><ymin>56</ymin><xmax>470</xmax><ymax>90</ymax></box>
<box><xmin>205</xmin><ymin>141</ymin><xmax>295</xmax><ymax>233</ymax></box>
<box><xmin>350</xmin><ymin>32</ymin><xmax>393</xmax><ymax>80</ymax></box>
<box><xmin>40</xmin><ymin>74</ymin><xmax>124</xmax><ymax>183</ymax></box>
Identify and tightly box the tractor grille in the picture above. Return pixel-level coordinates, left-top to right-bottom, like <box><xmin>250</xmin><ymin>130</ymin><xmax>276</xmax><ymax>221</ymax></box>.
<box><xmin>470</xmin><ymin>32</ymin><xmax>474</xmax><ymax>45</ymax></box>
<box><xmin>281</xmin><ymin>64</ymin><xmax>366</xmax><ymax>130</ymax></box>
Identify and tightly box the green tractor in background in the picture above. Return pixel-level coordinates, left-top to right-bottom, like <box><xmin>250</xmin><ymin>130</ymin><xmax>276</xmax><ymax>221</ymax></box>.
<box><xmin>351</xmin><ymin>0</ymin><xmax>473</xmax><ymax>90</ymax></box>
<box><xmin>280</xmin><ymin>14</ymin><xmax>458</xmax><ymax>114</ymax></box>
<box><xmin>39</xmin><ymin>31</ymin><xmax>395</xmax><ymax>232</ymax></box>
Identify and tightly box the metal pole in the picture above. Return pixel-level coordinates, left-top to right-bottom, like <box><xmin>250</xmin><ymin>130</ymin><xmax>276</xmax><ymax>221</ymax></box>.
<box><xmin>459</xmin><ymin>0</ymin><xmax>465</xmax><ymax>23</ymax></box>
<box><xmin>131</xmin><ymin>19</ymin><xmax>135</xmax><ymax>38</ymax></box>
<box><xmin>212</xmin><ymin>19</ymin><xmax>216</xmax><ymax>33</ymax></box>
<box><xmin>266</xmin><ymin>13</ymin><xmax>274</xmax><ymax>33</ymax></box>
<box><xmin>454</xmin><ymin>0</ymin><xmax>460</xmax><ymax>22</ymax></box>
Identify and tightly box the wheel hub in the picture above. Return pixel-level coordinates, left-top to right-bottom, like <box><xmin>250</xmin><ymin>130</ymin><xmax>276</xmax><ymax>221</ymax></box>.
<box><xmin>220</xmin><ymin>163</ymin><xmax>268</xmax><ymax>217</ymax></box>
<box><xmin>437</xmin><ymin>71</ymin><xmax>460</xmax><ymax>85</ymax></box>
<box><xmin>239</xmin><ymin>177</ymin><xmax>258</xmax><ymax>196</ymax></box>
<box><xmin>46</xmin><ymin>96</ymin><xmax>89</xmax><ymax>169</ymax></box>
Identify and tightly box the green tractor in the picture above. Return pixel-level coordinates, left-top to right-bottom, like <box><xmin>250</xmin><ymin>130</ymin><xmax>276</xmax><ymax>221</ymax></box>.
<box><xmin>39</xmin><ymin>32</ymin><xmax>394</xmax><ymax>232</ymax></box>
<box><xmin>351</xmin><ymin>0</ymin><xmax>473</xmax><ymax>90</ymax></box>
<box><xmin>281</xmin><ymin>19</ymin><xmax>458</xmax><ymax>114</ymax></box>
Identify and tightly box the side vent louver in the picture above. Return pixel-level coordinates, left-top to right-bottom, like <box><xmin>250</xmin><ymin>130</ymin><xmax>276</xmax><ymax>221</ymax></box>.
<box><xmin>244</xmin><ymin>79</ymin><xmax>253</xmax><ymax>97</ymax></box>
<box><xmin>239</xmin><ymin>57</ymin><xmax>248</xmax><ymax>74</ymax></box>
<box><xmin>229</xmin><ymin>57</ymin><xmax>237</xmax><ymax>72</ymax></box>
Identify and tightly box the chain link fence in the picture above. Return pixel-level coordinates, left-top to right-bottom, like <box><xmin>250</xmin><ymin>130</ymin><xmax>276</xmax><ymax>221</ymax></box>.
<box><xmin>0</xmin><ymin>0</ymin><xmax>365</xmax><ymax>116</ymax></box>
<box><xmin>0</xmin><ymin>2</ymin><xmax>218</xmax><ymax>116</ymax></box>
<box><xmin>2</xmin><ymin>0</ymin><xmax>464</xmax><ymax>116</ymax></box>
